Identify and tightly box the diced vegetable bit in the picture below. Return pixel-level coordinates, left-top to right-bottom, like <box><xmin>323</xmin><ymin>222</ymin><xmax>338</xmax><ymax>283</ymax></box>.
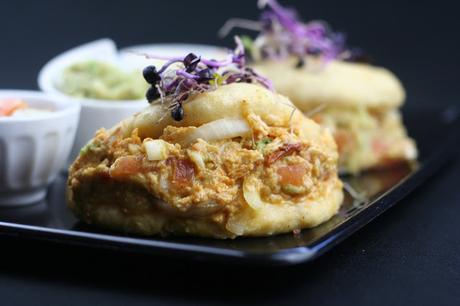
<box><xmin>0</xmin><ymin>99</ymin><xmax>27</xmax><ymax>117</ymax></box>
<box><xmin>334</xmin><ymin>130</ymin><xmax>353</xmax><ymax>153</ymax></box>
<box><xmin>255</xmin><ymin>137</ymin><xmax>272</xmax><ymax>152</ymax></box>
<box><xmin>144</xmin><ymin>139</ymin><xmax>169</xmax><ymax>161</ymax></box>
<box><xmin>79</xmin><ymin>143</ymin><xmax>97</xmax><ymax>156</ymax></box>
<box><xmin>281</xmin><ymin>184</ymin><xmax>305</xmax><ymax>195</ymax></box>
<box><xmin>240</xmin><ymin>35</ymin><xmax>254</xmax><ymax>54</ymax></box>
<box><xmin>372</xmin><ymin>137</ymin><xmax>389</xmax><ymax>155</ymax></box>
<box><xmin>265</xmin><ymin>143</ymin><xmax>302</xmax><ymax>165</ymax></box>
<box><xmin>277</xmin><ymin>164</ymin><xmax>307</xmax><ymax>186</ymax></box>
<box><xmin>211</xmin><ymin>72</ymin><xmax>225</xmax><ymax>87</ymax></box>
<box><xmin>311</xmin><ymin>114</ymin><xmax>323</xmax><ymax>124</ymax></box>
<box><xmin>110</xmin><ymin>156</ymin><xmax>144</xmax><ymax>178</ymax></box>
<box><xmin>128</xmin><ymin>143</ymin><xmax>141</xmax><ymax>155</ymax></box>
<box><xmin>167</xmin><ymin>157</ymin><xmax>195</xmax><ymax>186</ymax></box>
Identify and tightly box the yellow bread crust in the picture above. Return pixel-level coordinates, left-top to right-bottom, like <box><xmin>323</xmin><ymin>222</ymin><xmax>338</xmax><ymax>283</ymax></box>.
<box><xmin>252</xmin><ymin>59</ymin><xmax>406</xmax><ymax>111</ymax></box>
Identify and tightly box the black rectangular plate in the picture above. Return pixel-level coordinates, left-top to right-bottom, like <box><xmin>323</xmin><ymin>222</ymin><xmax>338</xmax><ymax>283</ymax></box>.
<box><xmin>0</xmin><ymin>106</ymin><xmax>458</xmax><ymax>266</ymax></box>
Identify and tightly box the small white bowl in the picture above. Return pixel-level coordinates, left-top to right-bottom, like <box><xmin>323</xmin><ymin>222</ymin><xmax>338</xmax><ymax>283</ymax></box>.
<box><xmin>38</xmin><ymin>39</ymin><xmax>147</xmax><ymax>163</ymax></box>
<box><xmin>0</xmin><ymin>90</ymin><xmax>80</xmax><ymax>206</ymax></box>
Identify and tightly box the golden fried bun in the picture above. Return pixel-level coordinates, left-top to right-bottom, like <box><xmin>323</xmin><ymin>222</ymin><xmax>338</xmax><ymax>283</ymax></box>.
<box><xmin>312</xmin><ymin>107</ymin><xmax>417</xmax><ymax>173</ymax></box>
<box><xmin>67</xmin><ymin>83</ymin><xmax>343</xmax><ymax>238</ymax></box>
<box><xmin>252</xmin><ymin>58</ymin><xmax>406</xmax><ymax>111</ymax></box>
<box><xmin>252</xmin><ymin>59</ymin><xmax>417</xmax><ymax>174</ymax></box>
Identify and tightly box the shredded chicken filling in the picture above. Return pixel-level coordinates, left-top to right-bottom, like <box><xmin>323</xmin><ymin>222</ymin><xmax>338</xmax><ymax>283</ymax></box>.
<box><xmin>69</xmin><ymin>113</ymin><xmax>337</xmax><ymax>224</ymax></box>
<box><xmin>311</xmin><ymin>106</ymin><xmax>416</xmax><ymax>173</ymax></box>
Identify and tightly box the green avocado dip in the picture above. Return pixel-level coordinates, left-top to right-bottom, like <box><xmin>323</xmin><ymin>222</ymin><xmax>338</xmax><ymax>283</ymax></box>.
<box><xmin>57</xmin><ymin>60</ymin><xmax>148</xmax><ymax>100</ymax></box>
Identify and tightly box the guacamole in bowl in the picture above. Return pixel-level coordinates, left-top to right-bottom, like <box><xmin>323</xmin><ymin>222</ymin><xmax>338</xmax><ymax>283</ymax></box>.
<box><xmin>57</xmin><ymin>60</ymin><xmax>148</xmax><ymax>100</ymax></box>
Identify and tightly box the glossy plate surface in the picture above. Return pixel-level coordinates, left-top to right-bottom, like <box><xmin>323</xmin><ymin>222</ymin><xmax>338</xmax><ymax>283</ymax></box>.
<box><xmin>0</xmin><ymin>107</ymin><xmax>458</xmax><ymax>265</ymax></box>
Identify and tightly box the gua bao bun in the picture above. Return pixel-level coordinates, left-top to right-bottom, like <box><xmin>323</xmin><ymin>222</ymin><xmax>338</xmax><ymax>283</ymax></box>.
<box><xmin>252</xmin><ymin>59</ymin><xmax>406</xmax><ymax>111</ymax></box>
<box><xmin>253</xmin><ymin>59</ymin><xmax>418</xmax><ymax>173</ymax></box>
<box><xmin>67</xmin><ymin>83</ymin><xmax>343</xmax><ymax>238</ymax></box>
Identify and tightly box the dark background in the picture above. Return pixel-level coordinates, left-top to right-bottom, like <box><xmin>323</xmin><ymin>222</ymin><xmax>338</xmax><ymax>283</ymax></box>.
<box><xmin>1</xmin><ymin>0</ymin><xmax>459</xmax><ymax>110</ymax></box>
<box><xmin>0</xmin><ymin>0</ymin><xmax>459</xmax><ymax>305</ymax></box>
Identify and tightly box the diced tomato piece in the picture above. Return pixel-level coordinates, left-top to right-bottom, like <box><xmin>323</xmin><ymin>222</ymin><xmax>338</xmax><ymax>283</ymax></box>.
<box><xmin>311</xmin><ymin>114</ymin><xmax>323</xmax><ymax>124</ymax></box>
<box><xmin>167</xmin><ymin>157</ymin><xmax>195</xmax><ymax>186</ymax></box>
<box><xmin>265</xmin><ymin>143</ymin><xmax>302</xmax><ymax>165</ymax></box>
<box><xmin>0</xmin><ymin>99</ymin><xmax>27</xmax><ymax>117</ymax></box>
<box><xmin>110</xmin><ymin>156</ymin><xmax>144</xmax><ymax>178</ymax></box>
<box><xmin>372</xmin><ymin>138</ymin><xmax>389</xmax><ymax>156</ymax></box>
<box><xmin>277</xmin><ymin>164</ymin><xmax>307</xmax><ymax>186</ymax></box>
<box><xmin>334</xmin><ymin>130</ymin><xmax>353</xmax><ymax>153</ymax></box>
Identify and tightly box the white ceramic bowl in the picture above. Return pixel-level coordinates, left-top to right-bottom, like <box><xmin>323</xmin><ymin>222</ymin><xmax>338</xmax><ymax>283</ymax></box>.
<box><xmin>38</xmin><ymin>39</ymin><xmax>228</xmax><ymax>162</ymax></box>
<box><xmin>0</xmin><ymin>90</ymin><xmax>80</xmax><ymax>206</ymax></box>
<box><xmin>38</xmin><ymin>39</ymin><xmax>147</xmax><ymax>163</ymax></box>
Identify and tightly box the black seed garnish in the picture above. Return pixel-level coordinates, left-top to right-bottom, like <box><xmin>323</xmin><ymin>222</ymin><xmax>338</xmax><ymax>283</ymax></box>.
<box><xmin>143</xmin><ymin>66</ymin><xmax>161</xmax><ymax>84</ymax></box>
<box><xmin>146</xmin><ymin>86</ymin><xmax>160</xmax><ymax>103</ymax></box>
<box><xmin>198</xmin><ymin>68</ymin><xmax>213</xmax><ymax>81</ymax></box>
<box><xmin>295</xmin><ymin>57</ymin><xmax>305</xmax><ymax>68</ymax></box>
<box><xmin>307</xmin><ymin>47</ymin><xmax>322</xmax><ymax>56</ymax></box>
<box><xmin>183</xmin><ymin>53</ymin><xmax>200</xmax><ymax>72</ymax></box>
<box><xmin>171</xmin><ymin>105</ymin><xmax>184</xmax><ymax>121</ymax></box>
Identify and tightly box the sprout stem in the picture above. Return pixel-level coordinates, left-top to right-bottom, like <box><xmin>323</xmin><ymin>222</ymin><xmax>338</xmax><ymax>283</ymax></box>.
<box><xmin>218</xmin><ymin>18</ymin><xmax>263</xmax><ymax>38</ymax></box>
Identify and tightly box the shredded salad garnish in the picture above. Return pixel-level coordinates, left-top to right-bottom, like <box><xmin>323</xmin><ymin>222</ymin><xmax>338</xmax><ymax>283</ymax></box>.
<box><xmin>219</xmin><ymin>0</ymin><xmax>363</xmax><ymax>67</ymax></box>
<box><xmin>141</xmin><ymin>37</ymin><xmax>273</xmax><ymax>121</ymax></box>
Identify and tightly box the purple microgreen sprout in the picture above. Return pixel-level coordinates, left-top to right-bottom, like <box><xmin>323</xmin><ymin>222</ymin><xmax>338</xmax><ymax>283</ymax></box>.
<box><xmin>140</xmin><ymin>37</ymin><xmax>274</xmax><ymax>121</ymax></box>
<box><xmin>219</xmin><ymin>0</ymin><xmax>359</xmax><ymax>67</ymax></box>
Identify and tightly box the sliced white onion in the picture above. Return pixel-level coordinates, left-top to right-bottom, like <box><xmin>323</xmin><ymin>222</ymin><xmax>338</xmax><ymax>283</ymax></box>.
<box><xmin>178</xmin><ymin>118</ymin><xmax>251</xmax><ymax>147</ymax></box>
<box><xmin>144</xmin><ymin>139</ymin><xmax>169</xmax><ymax>161</ymax></box>
<box><xmin>243</xmin><ymin>176</ymin><xmax>265</xmax><ymax>211</ymax></box>
<box><xmin>187</xmin><ymin>149</ymin><xmax>206</xmax><ymax>170</ymax></box>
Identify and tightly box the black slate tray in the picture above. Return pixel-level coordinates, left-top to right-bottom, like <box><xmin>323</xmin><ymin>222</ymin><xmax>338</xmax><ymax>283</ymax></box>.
<box><xmin>0</xmin><ymin>106</ymin><xmax>458</xmax><ymax>266</ymax></box>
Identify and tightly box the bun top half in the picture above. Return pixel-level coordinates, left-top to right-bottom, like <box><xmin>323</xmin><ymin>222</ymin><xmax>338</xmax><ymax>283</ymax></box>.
<box><xmin>117</xmin><ymin>83</ymin><xmax>327</xmax><ymax>139</ymax></box>
<box><xmin>252</xmin><ymin>58</ymin><xmax>406</xmax><ymax>111</ymax></box>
